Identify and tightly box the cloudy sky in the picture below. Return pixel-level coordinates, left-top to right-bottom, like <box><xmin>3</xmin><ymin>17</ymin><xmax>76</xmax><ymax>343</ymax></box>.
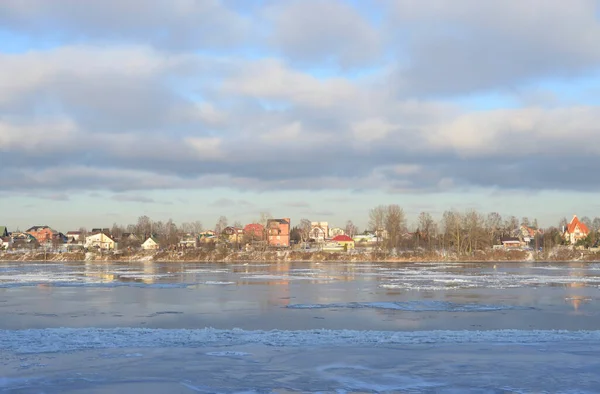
<box><xmin>2</xmin><ymin>0</ymin><xmax>600</xmax><ymax>232</ymax></box>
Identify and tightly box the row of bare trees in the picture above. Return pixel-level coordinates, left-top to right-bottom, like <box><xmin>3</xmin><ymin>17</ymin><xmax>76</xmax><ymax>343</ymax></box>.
<box><xmin>364</xmin><ymin>206</ymin><xmax>600</xmax><ymax>253</ymax></box>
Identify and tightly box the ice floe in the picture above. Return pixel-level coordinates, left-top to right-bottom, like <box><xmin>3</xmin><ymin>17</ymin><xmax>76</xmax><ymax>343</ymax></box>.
<box><xmin>286</xmin><ymin>300</ymin><xmax>532</xmax><ymax>312</ymax></box>
<box><xmin>2</xmin><ymin>328</ymin><xmax>600</xmax><ymax>354</ymax></box>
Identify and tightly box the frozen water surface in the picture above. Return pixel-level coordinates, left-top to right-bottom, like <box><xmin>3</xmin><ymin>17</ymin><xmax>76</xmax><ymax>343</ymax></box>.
<box><xmin>1</xmin><ymin>260</ymin><xmax>600</xmax><ymax>393</ymax></box>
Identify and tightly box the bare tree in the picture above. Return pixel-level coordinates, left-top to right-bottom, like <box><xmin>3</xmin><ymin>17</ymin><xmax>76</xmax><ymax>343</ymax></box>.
<box><xmin>442</xmin><ymin>210</ymin><xmax>463</xmax><ymax>253</ymax></box>
<box><xmin>486</xmin><ymin>212</ymin><xmax>503</xmax><ymax>247</ymax></box>
<box><xmin>558</xmin><ymin>217</ymin><xmax>568</xmax><ymax>231</ymax></box>
<box><xmin>136</xmin><ymin>215</ymin><xmax>152</xmax><ymax>237</ymax></box>
<box><xmin>521</xmin><ymin>217</ymin><xmax>530</xmax><ymax>227</ymax></box>
<box><xmin>368</xmin><ymin>205</ymin><xmax>386</xmax><ymax>232</ymax></box>
<box><xmin>463</xmin><ymin>209</ymin><xmax>485</xmax><ymax>253</ymax></box>
<box><xmin>581</xmin><ymin>216</ymin><xmax>593</xmax><ymax>232</ymax></box>
<box><xmin>215</xmin><ymin>216</ymin><xmax>228</xmax><ymax>235</ymax></box>
<box><xmin>299</xmin><ymin>219</ymin><xmax>311</xmax><ymax>244</ymax></box>
<box><xmin>181</xmin><ymin>221</ymin><xmax>203</xmax><ymax>234</ymax></box>
<box><xmin>233</xmin><ymin>220</ymin><xmax>243</xmax><ymax>229</ymax></box>
<box><xmin>345</xmin><ymin>220</ymin><xmax>358</xmax><ymax>238</ymax></box>
<box><xmin>258</xmin><ymin>212</ymin><xmax>272</xmax><ymax>227</ymax></box>
<box><xmin>503</xmin><ymin>216</ymin><xmax>519</xmax><ymax>237</ymax></box>
<box><xmin>417</xmin><ymin>212</ymin><xmax>435</xmax><ymax>249</ymax></box>
<box><xmin>111</xmin><ymin>223</ymin><xmax>124</xmax><ymax>240</ymax></box>
<box><xmin>384</xmin><ymin>204</ymin><xmax>406</xmax><ymax>250</ymax></box>
<box><xmin>593</xmin><ymin>217</ymin><xmax>600</xmax><ymax>232</ymax></box>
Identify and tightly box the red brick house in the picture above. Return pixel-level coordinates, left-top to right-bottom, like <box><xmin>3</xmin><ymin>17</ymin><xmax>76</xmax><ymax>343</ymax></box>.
<box><xmin>266</xmin><ymin>218</ymin><xmax>291</xmax><ymax>247</ymax></box>
<box><xmin>26</xmin><ymin>226</ymin><xmax>57</xmax><ymax>244</ymax></box>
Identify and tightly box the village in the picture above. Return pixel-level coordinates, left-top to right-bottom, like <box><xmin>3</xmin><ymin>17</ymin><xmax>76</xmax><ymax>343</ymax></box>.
<box><xmin>0</xmin><ymin>213</ymin><xmax>596</xmax><ymax>256</ymax></box>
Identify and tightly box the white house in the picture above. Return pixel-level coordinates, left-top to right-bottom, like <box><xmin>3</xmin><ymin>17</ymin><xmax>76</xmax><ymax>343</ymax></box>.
<box><xmin>310</xmin><ymin>222</ymin><xmax>329</xmax><ymax>242</ymax></box>
<box><xmin>141</xmin><ymin>236</ymin><xmax>160</xmax><ymax>250</ymax></box>
<box><xmin>85</xmin><ymin>233</ymin><xmax>115</xmax><ymax>250</ymax></box>
<box><xmin>66</xmin><ymin>231</ymin><xmax>83</xmax><ymax>243</ymax></box>
<box><xmin>329</xmin><ymin>227</ymin><xmax>345</xmax><ymax>237</ymax></box>
<box><xmin>0</xmin><ymin>236</ymin><xmax>12</xmax><ymax>250</ymax></box>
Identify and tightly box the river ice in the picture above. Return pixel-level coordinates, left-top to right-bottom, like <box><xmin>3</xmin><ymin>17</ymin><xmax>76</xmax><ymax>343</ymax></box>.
<box><xmin>1</xmin><ymin>260</ymin><xmax>600</xmax><ymax>393</ymax></box>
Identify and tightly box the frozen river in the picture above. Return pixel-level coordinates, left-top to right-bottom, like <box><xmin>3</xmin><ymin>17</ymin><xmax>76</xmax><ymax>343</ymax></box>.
<box><xmin>1</xmin><ymin>260</ymin><xmax>600</xmax><ymax>393</ymax></box>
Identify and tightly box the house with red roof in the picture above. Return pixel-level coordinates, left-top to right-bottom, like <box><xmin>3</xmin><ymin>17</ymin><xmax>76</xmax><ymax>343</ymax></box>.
<box><xmin>564</xmin><ymin>215</ymin><xmax>589</xmax><ymax>245</ymax></box>
<box><xmin>332</xmin><ymin>234</ymin><xmax>355</xmax><ymax>250</ymax></box>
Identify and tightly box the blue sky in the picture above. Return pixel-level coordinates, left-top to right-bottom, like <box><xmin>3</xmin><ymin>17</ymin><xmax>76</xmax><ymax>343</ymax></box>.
<box><xmin>1</xmin><ymin>0</ymin><xmax>600</xmax><ymax>232</ymax></box>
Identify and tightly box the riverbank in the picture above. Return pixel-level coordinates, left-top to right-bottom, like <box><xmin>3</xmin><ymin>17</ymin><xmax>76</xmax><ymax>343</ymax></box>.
<box><xmin>1</xmin><ymin>247</ymin><xmax>599</xmax><ymax>263</ymax></box>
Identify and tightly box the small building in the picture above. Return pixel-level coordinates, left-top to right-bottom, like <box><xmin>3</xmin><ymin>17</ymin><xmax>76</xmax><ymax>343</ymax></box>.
<box><xmin>199</xmin><ymin>230</ymin><xmax>217</xmax><ymax>244</ymax></box>
<box><xmin>564</xmin><ymin>215</ymin><xmax>589</xmax><ymax>245</ymax></box>
<box><xmin>66</xmin><ymin>231</ymin><xmax>83</xmax><ymax>242</ymax></box>
<box><xmin>0</xmin><ymin>236</ymin><xmax>12</xmax><ymax>250</ymax></box>
<box><xmin>141</xmin><ymin>236</ymin><xmax>160</xmax><ymax>250</ymax></box>
<box><xmin>267</xmin><ymin>218</ymin><xmax>291</xmax><ymax>247</ymax></box>
<box><xmin>179</xmin><ymin>234</ymin><xmax>198</xmax><ymax>249</ymax></box>
<box><xmin>332</xmin><ymin>234</ymin><xmax>355</xmax><ymax>250</ymax></box>
<box><xmin>85</xmin><ymin>232</ymin><xmax>116</xmax><ymax>250</ymax></box>
<box><xmin>501</xmin><ymin>237</ymin><xmax>523</xmax><ymax>249</ymax></box>
<box><xmin>353</xmin><ymin>233</ymin><xmax>377</xmax><ymax>244</ymax></box>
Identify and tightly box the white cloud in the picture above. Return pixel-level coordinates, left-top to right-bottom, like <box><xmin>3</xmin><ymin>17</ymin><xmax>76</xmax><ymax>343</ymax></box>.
<box><xmin>264</xmin><ymin>0</ymin><xmax>381</xmax><ymax>67</ymax></box>
<box><xmin>221</xmin><ymin>59</ymin><xmax>358</xmax><ymax>107</ymax></box>
<box><xmin>186</xmin><ymin>137</ymin><xmax>225</xmax><ymax>159</ymax></box>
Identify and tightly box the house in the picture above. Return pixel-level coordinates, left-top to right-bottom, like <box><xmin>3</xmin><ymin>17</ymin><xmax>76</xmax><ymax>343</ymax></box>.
<box><xmin>0</xmin><ymin>236</ymin><xmax>12</xmax><ymax>250</ymax></box>
<box><xmin>267</xmin><ymin>218</ymin><xmax>291</xmax><ymax>247</ymax></box>
<box><xmin>199</xmin><ymin>230</ymin><xmax>217</xmax><ymax>244</ymax></box>
<box><xmin>26</xmin><ymin>226</ymin><xmax>57</xmax><ymax>243</ymax></box>
<box><xmin>501</xmin><ymin>237</ymin><xmax>523</xmax><ymax>249</ymax></box>
<box><xmin>353</xmin><ymin>233</ymin><xmax>377</xmax><ymax>244</ymax></box>
<box><xmin>10</xmin><ymin>232</ymin><xmax>38</xmax><ymax>249</ymax></box>
<box><xmin>243</xmin><ymin>223</ymin><xmax>265</xmax><ymax>240</ymax></box>
<box><xmin>310</xmin><ymin>222</ymin><xmax>329</xmax><ymax>242</ymax></box>
<box><xmin>120</xmin><ymin>233</ymin><xmax>140</xmax><ymax>243</ymax></box>
<box><xmin>332</xmin><ymin>234</ymin><xmax>355</xmax><ymax>250</ymax></box>
<box><xmin>329</xmin><ymin>227</ymin><xmax>345</xmax><ymax>238</ymax></box>
<box><xmin>0</xmin><ymin>226</ymin><xmax>8</xmax><ymax>238</ymax></box>
<box><xmin>564</xmin><ymin>215</ymin><xmax>590</xmax><ymax>245</ymax></box>
<box><xmin>222</xmin><ymin>226</ymin><xmax>244</xmax><ymax>243</ymax></box>
<box><xmin>85</xmin><ymin>232</ymin><xmax>116</xmax><ymax>250</ymax></box>
<box><xmin>141</xmin><ymin>236</ymin><xmax>160</xmax><ymax>250</ymax></box>
<box><xmin>179</xmin><ymin>234</ymin><xmax>198</xmax><ymax>249</ymax></box>
<box><xmin>65</xmin><ymin>231</ymin><xmax>83</xmax><ymax>242</ymax></box>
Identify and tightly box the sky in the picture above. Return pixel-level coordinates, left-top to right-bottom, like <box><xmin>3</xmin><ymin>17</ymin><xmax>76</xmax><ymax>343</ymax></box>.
<box><xmin>2</xmin><ymin>0</ymin><xmax>600</xmax><ymax>232</ymax></box>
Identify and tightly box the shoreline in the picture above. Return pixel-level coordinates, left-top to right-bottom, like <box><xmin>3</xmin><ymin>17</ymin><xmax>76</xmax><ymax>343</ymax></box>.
<box><xmin>1</xmin><ymin>248</ymin><xmax>599</xmax><ymax>263</ymax></box>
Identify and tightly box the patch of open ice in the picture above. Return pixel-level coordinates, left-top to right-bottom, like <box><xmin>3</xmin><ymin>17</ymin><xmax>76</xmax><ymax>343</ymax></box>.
<box><xmin>240</xmin><ymin>274</ymin><xmax>336</xmax><ymax>281</ymax></box>
<box><xmin>205</xmin><ymin>351</ymin><xmax>251</xmax><ymax>357</ymax></box>
<box><xmin>202</xmin><ymin>281</ymin><xmax>236</xmax><ymax>285</ymax></box>
<box><xmin>116</xmin><ymin>274</ymin><xmax>175</xmax><ymax>279</ymax></box>
<box><xmin>185</xmin><ymin>269</ymin><xmax>230</xmax><ymax>273</ymax></box>
<box><xmin>286</xmin><ymin>301</ymin><xmax>531</xmax><ymax>312</ymax></box>
<box><xmin>2</xmin><ymin>328</ymin><xmax>600</xmax><ymax>354</ymax></box>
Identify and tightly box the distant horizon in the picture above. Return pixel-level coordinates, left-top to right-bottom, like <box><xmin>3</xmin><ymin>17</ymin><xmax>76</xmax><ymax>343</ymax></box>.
<box><xmin>2</xmin><ymin>1</ymin><xmax>600</xmax><ymax>233</ymax></box>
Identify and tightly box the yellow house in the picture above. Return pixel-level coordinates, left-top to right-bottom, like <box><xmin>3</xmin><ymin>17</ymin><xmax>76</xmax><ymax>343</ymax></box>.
<box><xmin>332</xmin><ymin>235</ymin><xmax>355</xmax><ymax>250</ymax></box>
<box><xmin>85</xmin><ymin>233</ymin><xmax>115</xmax><ymax>250</ymax></box>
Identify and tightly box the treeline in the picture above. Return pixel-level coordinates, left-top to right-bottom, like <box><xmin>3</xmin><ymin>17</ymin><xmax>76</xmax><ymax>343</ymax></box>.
<box><xmin>358</xmin><ymin>205</ymin><xmax>600</xmax><ymax>253</ymax></box>
<box><xmin>77</xmin><ymin>208</ymin><xmax>600</xmax><ymax>253</ymax></box>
